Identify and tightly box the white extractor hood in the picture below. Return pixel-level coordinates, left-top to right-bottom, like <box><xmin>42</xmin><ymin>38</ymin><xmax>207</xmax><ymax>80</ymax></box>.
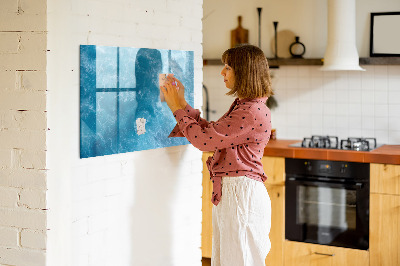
<box><xmin>320</xmin><ymin>0</ymin><xmax>365</xmax><ymax>71</ymax></box>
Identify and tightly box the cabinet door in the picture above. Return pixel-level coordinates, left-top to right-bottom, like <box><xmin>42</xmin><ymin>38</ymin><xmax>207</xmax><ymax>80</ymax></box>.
<box><xmin>370</xmin><ymin>193</ymin><xmax>400</xmax><ymax>266</ymax></box>
<box><xmin>264</xmin><ymin>184</ymin><xmax>284</xmax><ymax>266</ymax></box>
<box><xmin>284</xmin><ymin>241</ymin><xmax>369</xmax><ymax>266</ymax></box>
<box><xmin>370</xmin><ymin>163</ymin><xmax>400</xmax><ymax>195</ymax></box>
<box><xmin>261</xmin><ymin>156</ymin><xmax>285</xmax><ymax>185</ymax></box>
<box><xmin>202</xmin><ymin>152</ymin><xmax>213</xmax><ymax>258</ymax></box>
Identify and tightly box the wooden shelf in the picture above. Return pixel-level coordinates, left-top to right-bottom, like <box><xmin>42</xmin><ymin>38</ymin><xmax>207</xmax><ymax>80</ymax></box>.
<box><xmin>203</xmin><ymin>57</ymin><xmax>400</xmax><ymax>67</ymax></box>
<box><xmin>359</xmin><ymin>57</ymin><xmax>400</xmax><ymax>65</ymax></box>
<box><xmin>203</xmin><ymin>58</ymin><xmax>323</xmax><ymax>67</ymax></box>
<box><xmin>268</xmin><ymin>58</ymin><xmax>322</xmax><ymax>67</ymax></box>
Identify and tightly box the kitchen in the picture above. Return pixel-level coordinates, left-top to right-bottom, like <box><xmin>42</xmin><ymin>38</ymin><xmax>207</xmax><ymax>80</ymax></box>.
<box><xmin>0</xmin><ymin>0</ymin><xmax>398</xmax><ymax>264</ymax></box>
<box><xmin>202</xmin><ymin>0</ymin><xmax>400</xmax><ymax>265</ymax></box>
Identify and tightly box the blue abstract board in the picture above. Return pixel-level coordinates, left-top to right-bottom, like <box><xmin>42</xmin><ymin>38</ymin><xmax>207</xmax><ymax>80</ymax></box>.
<box><xmin>80</xmin><ymin>45</ymin><xmax>194</xmax><ymax>158</ymax></box>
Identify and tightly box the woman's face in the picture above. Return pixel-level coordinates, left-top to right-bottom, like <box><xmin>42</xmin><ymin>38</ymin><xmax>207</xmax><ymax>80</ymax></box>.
<box><xmin>220</xmin><ymin>64</ymin><xmax>235</xmax><ymax>89</ymax></box>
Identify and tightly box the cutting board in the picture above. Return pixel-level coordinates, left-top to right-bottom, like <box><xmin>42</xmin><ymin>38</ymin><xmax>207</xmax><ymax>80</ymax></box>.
<box><xmin>231</xmin><ymin>16</ymin><xmax>249</xmax><ymax>48</ymax></box>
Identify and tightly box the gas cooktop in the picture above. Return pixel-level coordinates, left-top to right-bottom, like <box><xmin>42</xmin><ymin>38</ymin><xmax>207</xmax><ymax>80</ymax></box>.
<box><xmin>289</xmin><ymin>135</ymin><xmax>382</xmax><ymax>151</ymax></box>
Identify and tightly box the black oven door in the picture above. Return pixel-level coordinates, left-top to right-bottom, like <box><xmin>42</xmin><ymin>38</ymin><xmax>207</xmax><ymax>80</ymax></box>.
<box><xmin>285</xmin><ymin>177</ymin><xmax>369</xmax><ymax>250</ymax></box>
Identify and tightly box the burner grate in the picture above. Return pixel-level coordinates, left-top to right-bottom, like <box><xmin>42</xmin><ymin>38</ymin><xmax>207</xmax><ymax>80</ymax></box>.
<box><xmin>340</xmin><ymin>137</ymin><xmax>377</xmax><ymax>151</ymax></box>
<box><xmin>296</xmin><ymin>136</ymin><xmax>378</xmax><ymax>151</ymax></box>
<box><xmin>301</xmin><ymin>135</ymin><xmax>339</xmax><ymax>149</ymax></box>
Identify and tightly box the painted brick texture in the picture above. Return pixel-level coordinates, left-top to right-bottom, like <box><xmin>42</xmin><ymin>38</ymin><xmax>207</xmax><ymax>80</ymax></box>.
<box><xmin>0</xmin><ymin>0</ymin><xmax>203</xmax><ymax>265</ymax></box>
<box><xmin>46</xmin><ymin>0</ymin><xmax>203</xmax><ymax>265</ymax></box>
<box><xmin>0</xmin><ymin>0</ymin><xmax>47</xmax><ymax>265</ymax></box>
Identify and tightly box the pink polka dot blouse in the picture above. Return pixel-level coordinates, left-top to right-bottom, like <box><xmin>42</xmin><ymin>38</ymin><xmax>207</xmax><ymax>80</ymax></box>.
<box><xmin>169</xmin><ymin>97</ymin><xmax>272</xmax><ymax>206</ymax></box>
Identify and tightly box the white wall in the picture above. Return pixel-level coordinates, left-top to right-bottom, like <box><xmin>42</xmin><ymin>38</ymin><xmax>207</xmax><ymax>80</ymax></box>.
<box><xmin>46</xmin><ymin>0</ymin><xmax>203</xmax><ymax>266</ymax></box>
<box><xmin>203</xmin><ymin>0</ymin><xmax>400</xmax><ymax>58</ymax></box>
<box><xmin>0</xmin><ymin>0</ymin><xmax>48</xmax><ymax>265</ymax></box>
<box><xmin>203</xmin><ymin>0</ymin><xmax>400</xmax><ymax>145</ymax></box>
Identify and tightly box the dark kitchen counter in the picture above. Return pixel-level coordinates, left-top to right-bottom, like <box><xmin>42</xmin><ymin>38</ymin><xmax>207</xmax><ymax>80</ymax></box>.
<box><xmin>263</xmin><ymin>139</ymin><xmax>400</xmax><ymax>165</ymax></box>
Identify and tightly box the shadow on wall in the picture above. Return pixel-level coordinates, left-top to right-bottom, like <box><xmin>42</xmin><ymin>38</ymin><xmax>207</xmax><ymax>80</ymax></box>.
<box><xmin>129</xmin><ymin>148</ymin><xmax>182</xmax><ymax>265</ymax></box>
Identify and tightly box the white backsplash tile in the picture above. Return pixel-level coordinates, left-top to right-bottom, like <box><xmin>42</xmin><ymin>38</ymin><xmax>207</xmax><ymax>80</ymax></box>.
<box><xmin>389</xmin><ymin>117</ymin><xmax>400</xmax><ymax>131</ymax></box>
<box><xmin>388</xmin><ymin>75</ymin><xmax>400</xmax><ymax>91</ymax></box>
<box><xmin>362</xmin><ymin>89</ymin><xmax>375</xmax><ymax>103</ymax></box>
<box><xmin>285</xmin><ymin>66</ymin><xmax>299</xmax><ymax>77</ymax></box>
<box><xmin>375</xmin><ymin>104</ymin><xmax>389</xmax><ymax>117</ymax></box>
<box><xmin>323</xmin><ymin>103</ymin><xmax>336</xmax><ymax>115</ymax></box>
<box><xmin>349</xmin><ymin>128</ymin><xmax>363</xmax><ymax>137</ymax></box>
<box><xmin>374</xmin><ymin>65</ymin><xmax>388</xmax><ymax>77</ymax></box>
<box><xmin>298</xmin><ymin>67</ymin><xmax>312</xmax><ymax>78</ymax></box>
<box><xmin>388</xmin><ymin>65</ymin><xmax>400</xmax><ymax>75</ymax></box>
<box><xmin>374</xmin><ymin>130</ymin><xmax>389</xmax><ymax>144</ymax></box>
<box><xmin>362</xmin><ymin>116</ymin><xmax>375</xmax><ymax>130</ymax></box>
<box><xmin>336</xmin><ymin>115</ymin><xmax>349</xmax><ymax>129</ymax></box>
<box><xmin>374</xmin><ymin>90</ymin><xmax>388</xmax><ymax>104</ymax></box>
<box><xmin>286</xmin><ymin>77</ymin><xmax>299</xmax><ymax>89</ymax></box>
<box><xmin>336</xmin><ymin>103</ymin><xmax>349</xmax><ymax>116</ymax></box>
<box><xmin>388</xmin><ymin>131</ymin><xmax>400</xmax><ymax>143</ymax></box>
<box><xmin>388</xmin><ymin>91</ymin><xmax>400</xmax><ymax>104</ymax></box>
<box><xmin>204</xmin><ymin>65</ymin><xmax>400</xmax><ymax>144</ymax></box>
<box><xmin>336</xmin><ymin>90</ymin><xmax>349</xmax><ymax>103</ymax></box>
<box><xmin>298</xmin><ymin>77</ymin><xmax>311</xmax><ymax>89</ymax></box>
<box><xmin>388</xmin><ymin>104</ymin><xmax>400</xmax><ymax>117</ymax></box>
<box><xmin>374</xmin><ymin>77</ymin><xmax>388</xmax><ymax>91</ymax></box>
<box><xmin>348</xmin><ymin>103</ymin><xmax>362</xmax><ymax>116</ymax></box>
<box><xmin>348</xmin><ymin>90</ymin><xmax>362</xmax><ymax>103</ymax></box>
<box><xmin>361</xmin><ymin>104</ymin><xmax>375</xmax><ymax>117</ymax></box>
<box><xmin>375</xmin><ymin>117</ymin><xmax>389</xmax><ymax>129</ymax></box>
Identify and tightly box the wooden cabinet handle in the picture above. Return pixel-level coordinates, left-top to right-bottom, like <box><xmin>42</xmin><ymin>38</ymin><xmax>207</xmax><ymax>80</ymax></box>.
<box><xmin>314</xmin><ymin>252</ymin><xmax>335</xmax><ymax>257</ymax></box>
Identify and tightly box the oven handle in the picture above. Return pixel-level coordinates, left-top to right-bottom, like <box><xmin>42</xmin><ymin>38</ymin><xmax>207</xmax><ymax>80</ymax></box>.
<box><xmin>286</xmin><ymin>177</ymin><xmax>364</xmax><ymax>189</ymax></box>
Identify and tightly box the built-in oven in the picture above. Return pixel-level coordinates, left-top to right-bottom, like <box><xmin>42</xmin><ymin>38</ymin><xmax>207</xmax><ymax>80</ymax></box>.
<box><xmin>285</xmin><ymin>158</ymin><xmax>370</xmax><ymax>250</ymax></box>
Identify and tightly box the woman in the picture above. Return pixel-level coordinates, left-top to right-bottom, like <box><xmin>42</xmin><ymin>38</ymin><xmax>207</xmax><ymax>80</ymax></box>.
<box><xmin>162</xmin><ymin>44</ymin><xmax>273</xmax><ymax>266</ymax></box>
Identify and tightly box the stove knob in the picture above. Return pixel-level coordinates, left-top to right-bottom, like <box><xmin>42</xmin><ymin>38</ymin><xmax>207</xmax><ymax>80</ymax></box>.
<box><xmin>305</xmin><ymin>162</ymin><xmax>312</xmax><ymax>171</ymax></box>
<box><xmin>340</xmin><ymin>164</ymin><xmax>347</xmax><ymax>174</ymax></box>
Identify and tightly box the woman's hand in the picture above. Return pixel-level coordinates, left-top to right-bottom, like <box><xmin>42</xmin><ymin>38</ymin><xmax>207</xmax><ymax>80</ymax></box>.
<box><xmin>161</xmin><ymin>77</ymin><xmax>185</xmax><ymax>113</ymax></box>
<box><xmin>169</xmin><ymin>76</ymin><xmax>187</xmax><ymax>108</ymax></box>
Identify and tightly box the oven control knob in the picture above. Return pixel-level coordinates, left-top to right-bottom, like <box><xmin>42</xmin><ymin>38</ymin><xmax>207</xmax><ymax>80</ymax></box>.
<box><xmin>304</xmin><ymin>161</ymin><xmax>312</xmax><ymax>171</ymax></box>
<box><xmin>340</xmin><ymin>164</ymin><xmax>347</xmax><ymax>174</ymax></box>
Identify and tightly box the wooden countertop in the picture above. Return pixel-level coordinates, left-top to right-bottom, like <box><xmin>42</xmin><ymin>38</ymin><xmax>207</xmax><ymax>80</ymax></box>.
<box><xmin>263</xmin><ymin>139</ymin><xmax>400</xmax><ymax>165</ymax></box>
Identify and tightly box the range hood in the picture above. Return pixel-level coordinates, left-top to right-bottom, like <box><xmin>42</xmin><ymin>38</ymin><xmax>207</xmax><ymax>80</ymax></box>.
<box><xmin>320</xmin><ymin>0</ymin><xmax>365</xmax><ymax>71</ymax></box>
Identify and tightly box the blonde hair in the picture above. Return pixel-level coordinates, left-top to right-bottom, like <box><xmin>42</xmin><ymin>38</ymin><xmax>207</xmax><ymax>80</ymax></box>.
<box><xmin>221</xmin><ymin>44</ymin><xmax>273</xmax><ymax>99</ymax></box>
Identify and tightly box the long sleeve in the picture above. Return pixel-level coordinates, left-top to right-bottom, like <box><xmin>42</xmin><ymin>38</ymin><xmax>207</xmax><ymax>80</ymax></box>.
<box><xmin>168</xmin><ymin>104</ymin><xmax>211</xmax><ymax>138</ymax></box>
<box><xmin>172</xmin><ymin>105</ymin><xmax>257</xmax><ymax>152</ymax></box>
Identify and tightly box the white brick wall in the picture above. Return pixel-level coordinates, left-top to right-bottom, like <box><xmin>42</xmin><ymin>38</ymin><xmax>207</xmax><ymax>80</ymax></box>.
<box><xmin>21</xmin><ymin>229</ymin><xmax>47</xmax><ymax>250</ymax></box>
<box><xmin>46</xmin><ymin>1</ymin><xmax>203</xmax><ymax>266</ymax></box>
<box><xmin>0</xmin><ymin>0</ymin><xmax>48</xmax><ymax>265</ymax></box>
<box><xmin>0</xmin><ymin>227</ymin><xmax>19</xmax><ymax>247</ymax></box>
<box><xmin>2</xmin><ymin>0</ymin><xmax>203</xmax><ymax>264</ymax></box>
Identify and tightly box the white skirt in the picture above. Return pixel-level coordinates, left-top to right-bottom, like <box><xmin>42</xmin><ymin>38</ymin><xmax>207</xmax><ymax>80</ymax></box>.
<box><xmin>212</xmin><ymin>176</ymin><xmax>271</xmax><ymax>266</ymax></box>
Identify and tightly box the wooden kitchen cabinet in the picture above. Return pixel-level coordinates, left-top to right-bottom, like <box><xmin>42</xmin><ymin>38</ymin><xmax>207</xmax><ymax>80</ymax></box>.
<box><xmin>202</xmin><ymin>152</ymin><xmax>213</xmax><ymax>258</ymax></box>
<box><xmin>261</xmin><ymin>156</ymin><xmax>285</xmax><ymax>185</ymax></box>
<box><xmin>261</xmin><ymin>156</ymin><xmax>285</xmax><ymax>266</ymax></box>
<box><xmin>370</xmin><ymin>193</ymin><xmax>400</xmax><ymax>266</ymax></box>
<box><xmin>370</xmin><ymin>163</ymin><xmax>400</xmax><ymax>266</ymax></box>
<box><xmin>370</xmin><ymin>163</ymin><xmax>400</xmax><ymax>195</ymax></box>
<box><xmin>201</xmin><ymin>154</ymin><xmax>286</xmax><ymax>266</ymax></box>
<box><xmin>284</xmin><ymin>241</ymin><xmax>369</xmax><ymax>266</ymax></box>
<box><xmin>264</xmin><ymin>184</ymin><xmax>285</xmax><ymax>266</ymax></box>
